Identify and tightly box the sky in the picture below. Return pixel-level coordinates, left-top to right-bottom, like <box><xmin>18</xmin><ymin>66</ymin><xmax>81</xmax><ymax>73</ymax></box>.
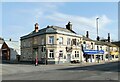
<box><xmin>1</xmin><ymin>1</ymin><xmax>119</xmax><ymax>41</ymax></box>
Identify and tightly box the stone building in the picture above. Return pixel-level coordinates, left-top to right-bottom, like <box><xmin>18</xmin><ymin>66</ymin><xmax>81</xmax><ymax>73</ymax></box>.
<box><xmin>20</xmin><ymin>22</ymin><xmax>83</xmax><ymax>64</ymax></box>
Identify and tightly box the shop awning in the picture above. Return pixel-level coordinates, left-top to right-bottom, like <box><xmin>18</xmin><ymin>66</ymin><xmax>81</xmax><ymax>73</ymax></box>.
<box><xmin>83</xmin><ymin>50</ymin><xmax>104</xmax><ymax>55</ymax></box>
<box><xmin>110</xmin><ymin>51</ymin><xmax>119</xmax><ymax>55</ymax></box>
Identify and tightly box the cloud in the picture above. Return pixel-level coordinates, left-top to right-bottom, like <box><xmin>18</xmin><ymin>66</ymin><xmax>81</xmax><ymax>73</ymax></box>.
<box><xmin>44</xmin><ymin>12</ymin><xmax>112</xmax><ymax>39</ymax></box>
<box><xmin>2</xmin><ymin>2</ymin><xmax>117</xmax><ymax>41</ymax></box>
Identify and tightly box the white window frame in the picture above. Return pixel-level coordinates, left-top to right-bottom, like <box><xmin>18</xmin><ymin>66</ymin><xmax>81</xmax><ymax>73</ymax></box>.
<box><xmin>67</xmin><ymin>38</ymin><xmax>71</xmax><ymax>45</ymax></box>
<box><xmin>59</xmin><ymin>50</ymin><xmax>63</xmax><ymax>57</ymax></box>
<box><xmin>75</xmin><ymin>51</ymin><xmax>79</xmax><ymax>58</ymax></box>
<box><xmin>49</xmin><ymin>50</ymin><xmax>54</xmax><ymax>58</ymax></box>
<box><xmin>59</xmin><ymin>37</ymin><xmax>63</xmax><ymax>45</ymax></box>
<box><xmin>49</xmin><ymin>36</ymin><xmax>54</xmax><ymax>44</ymax></box>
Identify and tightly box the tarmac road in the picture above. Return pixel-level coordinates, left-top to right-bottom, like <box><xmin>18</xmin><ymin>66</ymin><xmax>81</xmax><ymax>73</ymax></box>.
<box><xmin>1</xmin><ymin>61</ymin><xmax>120</xmax><ymax>80</ymax></box>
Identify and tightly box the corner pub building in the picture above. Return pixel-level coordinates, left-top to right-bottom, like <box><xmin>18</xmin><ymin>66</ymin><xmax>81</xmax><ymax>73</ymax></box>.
<box><xmin>20</xmin><ymin>22</ymin><xmax>83</xmax><ymax>64</ymax></box>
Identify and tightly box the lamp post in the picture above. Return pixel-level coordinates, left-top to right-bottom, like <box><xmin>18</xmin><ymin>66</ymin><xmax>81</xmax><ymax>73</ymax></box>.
<box><xmin>96</xmin><ymin>17</ymin><xmax>99</xmax><ymax>40</ymax></box>
<box><xmin>96</xmin><ymin>17</ymin><xmax>100</xmax><ymax>63</ymax></box>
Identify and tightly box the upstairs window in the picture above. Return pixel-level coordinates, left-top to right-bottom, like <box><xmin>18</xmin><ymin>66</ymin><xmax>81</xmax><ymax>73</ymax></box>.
<box><xmin>41</xmin><ymin>38</ymin><xmax>44</xmax><ymax>45</ymax></box>
<box><xmin>67</xmin><ymin>38</ymin><xmax>71</xmax><ymax>45</ymax></box>
<box><xmin>72</xmin><ymin>39</ymin><xmax>77</xmax><ymax>45</ymax></box>
<box><xmin>49</xmin><ymin>36</ymin><xmax>54</xmax><ymax>44</ymax></box>
<box><xmin>91</xmin><ymin>42</ymin><xmax>93</xmax><ymax>49</ymax></box>
<box><xmin>59</xmin><ymin>37</ymin><xmax>63</xmax><ymax>45</ymax></box>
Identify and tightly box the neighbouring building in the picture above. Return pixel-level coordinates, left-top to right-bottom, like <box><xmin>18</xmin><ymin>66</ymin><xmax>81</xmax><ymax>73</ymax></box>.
<box><xmin>82</xmin><ymin>31</ymin><xmax>96</xmax><ymax>63</ymax></box>
<box><xmin>112</xmin><ymin>41</ymin><xmax>120</xmax><ymax>60</ymax></box>
<box><xmin>20</xmin><ymin>22</ymin><xmax>83</xmax><ymax>64</ymax></box>
<box><xmin>95</xmin><ymin>41</ymin><xmax>109</xmax><ymax>62</ymax></box>
<box><xmin>1</xmin><ymin>39</ymin><xmax>20</xmax><ymax>63</ymax></box>
<box><xmin>0</xmin><ymin>37</ymin><xmax>4</xmax><ymax>60</ymax></box>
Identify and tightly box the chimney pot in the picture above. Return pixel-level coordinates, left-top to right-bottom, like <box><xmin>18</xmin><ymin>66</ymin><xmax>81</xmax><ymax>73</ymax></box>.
<box><xmin>66</xmin><ymin>21</ymin><xmax>72</xmax><ymax>30</ymax></box>
<box><xmin>108</xmin><ymin>33</ymin><xmax>110</xmax><ymax>42</ymax></box>
<box><xmin>9</xmin><ymin>38</ymin><xmax>11</xmax><ymax>41</ymax></box>
<box><xmin>86</xmin><ymin>31</ymin><xmax>89</xmax><ymax>38</ymax></box>
<box><xmin>35</xmin><ymin>23</ymin><xmax>39</xmax><ymax>32</ymax></box>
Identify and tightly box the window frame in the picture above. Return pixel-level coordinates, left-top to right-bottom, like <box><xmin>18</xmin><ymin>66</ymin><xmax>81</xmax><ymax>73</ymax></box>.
<box><xmin>59</xmin><ymin>37</ymin><xmax>63</xmax><ymax>45</ymax></box>
<box><xmin>49</xmin><ymin>50</ymin><xmax>54</xmax><ymax>58</ymax></box>
<box><xmin>75</xmin><ymin>51</ymin><xmax>79</xmax><ymax>58</ymax></box>
<box><xmin>67</xmin><ymin>38</ymin><xmax>71</xmax><ymax>45</ymax></box>
<box><xmin>59</xmin><ymin>50</ymin><xmax>63</xmax><ymax>57</ymax></box>
<box><xmin>49</xmin><ymin>36</ymin><xmax>54</xmax><ymax>44</ymax></box>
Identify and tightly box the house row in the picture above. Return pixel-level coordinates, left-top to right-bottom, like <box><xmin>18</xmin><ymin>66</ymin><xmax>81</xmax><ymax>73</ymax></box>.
<box><xmin>20</xmin><ymin>22</ymin><xmax>119</xmax><ymax>64</ymax></box>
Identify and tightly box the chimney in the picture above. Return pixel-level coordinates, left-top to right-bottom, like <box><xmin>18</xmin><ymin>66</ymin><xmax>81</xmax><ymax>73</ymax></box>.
<box><xmin>9</xmin><ymin>38</ymin><xmax>12</xmax><ymax>41</ymax></box>
<box><xmin>86</xmin><ymin>31</ymin><xmax>89</xmax><ymax>38</ymax></box>
<box><xmin>66</xmin><ymin>21</ymin><xmax>72</xmax><ymax>30</ymax></box>
<box><xmin>97</xmin><ymin>36</ymin><xmax>100</xmax><ymax>41</ymax></box>
<box><xmin>108</xmin><ymin>33</ymin><xmax>110</xmax><ymax>42</ymax></box>
<box><xmin>35</xmin><ymin>23</ymin><xmax>39</xmax><ymax>32</ymax></box>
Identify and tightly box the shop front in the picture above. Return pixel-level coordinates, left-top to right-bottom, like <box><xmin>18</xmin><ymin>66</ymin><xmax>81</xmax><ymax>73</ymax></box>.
<box><xmin>83</xmin><ymin>50</ymin><xmax>104</xmax><ymax>63</ymax></box>
<box><xmin>110</xmin><ymin>51</ymin><xmax>119</xmax><ymax>60</ymax></box>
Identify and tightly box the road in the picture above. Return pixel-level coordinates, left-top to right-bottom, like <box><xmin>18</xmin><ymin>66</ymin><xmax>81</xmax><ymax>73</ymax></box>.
<box><xmin>1</xmin><ymin>61</ymin><xmax>120</xmax><ymax>80</ymax></box>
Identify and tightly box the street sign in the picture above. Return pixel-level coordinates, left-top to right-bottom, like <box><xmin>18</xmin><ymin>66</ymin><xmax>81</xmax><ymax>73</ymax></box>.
<box><xmin>83</xmin><ymin>50</ymin><xmax>104</xmax><ymax>55</ymax></box>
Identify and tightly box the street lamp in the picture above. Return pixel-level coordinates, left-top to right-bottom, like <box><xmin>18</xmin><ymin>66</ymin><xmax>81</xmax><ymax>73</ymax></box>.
<box><xmin>96</xmin><ymin>17</ymin><xmax>100</xmax><ymax>63</ymax></box>
<box><xmin>96</xmin><ymin>17</ymin><xmax>99</xmax><ymax>41</ymax></box>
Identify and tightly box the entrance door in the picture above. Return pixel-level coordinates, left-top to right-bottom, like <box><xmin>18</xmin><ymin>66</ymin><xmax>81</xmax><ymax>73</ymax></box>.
<box><xmin>2</xmin><ymin>50</ymin><xmax>10</xmax><ymax>60</ymax></box>
<box><xmin>67</xmin><ymin>54</ymin><xmax>71</xmax><ymax>63</ymax></box>
<box><xmin>33</xmin><ymin>48</ymin><xmax>38</xmax><ymax>61</ymax></box>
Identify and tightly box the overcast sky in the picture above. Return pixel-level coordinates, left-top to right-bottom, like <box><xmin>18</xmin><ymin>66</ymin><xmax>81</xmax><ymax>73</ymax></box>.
<box><xmin>1</xmin><ymin>1</ymin><xmax>119</xmax><ymax>41</ymax></box>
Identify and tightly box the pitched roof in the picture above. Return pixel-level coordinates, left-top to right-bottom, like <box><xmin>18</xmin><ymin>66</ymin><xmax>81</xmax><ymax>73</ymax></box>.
<box><xmin>112</xmin><ymin>41</ymin><xmax>120</xmax><ymax>47</ymax></box>
<box><xmin>4</xmin><ymin>40</ymin><xmax>20</xmax><ymax>49</ymax></box>
<box><xmin>82</xmin><ymin>36</ymin><xmax>94</xmax><ymax>41</ymax></box>
<box><xmin>51</xmin><ymin>26</ymin><xmax>76</xmax><ymax>34</ymax></box>
<box><xmin>21</xmin><ymin>25</ymin><xmax>81</xmax><ymax>40</ymax></box>
<box><xmin>95</xmin><ymin>41</ymin><xmax>118</xmax><ymax>47</ymax></box>
<box><xmin>4</xmin><ymin>40</ymin><xmax>20</xmax><ymax>55</ymax></box>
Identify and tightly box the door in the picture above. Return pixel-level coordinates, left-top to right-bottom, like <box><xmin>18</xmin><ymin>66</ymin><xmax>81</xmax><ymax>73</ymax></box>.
<box><xmin>67</xmin><ymin>54</ymin><xmax>71</xmax><ymax>63</ymax></box>
<box><xmin>2</xmin><ymin>50</ymin><xmax>10</xmax><ymax>60</ymax></box>
<box><xmin>33</xmin><ymin>48</ymin><xmax>38</xmax><ymax>62</ymax></box>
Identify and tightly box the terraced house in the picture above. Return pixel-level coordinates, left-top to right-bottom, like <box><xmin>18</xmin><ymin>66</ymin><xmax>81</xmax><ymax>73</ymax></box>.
<box><xmin>20</xmin><ymin>22</ymin><xmax>83</xmax><ymax>64</ymax></box>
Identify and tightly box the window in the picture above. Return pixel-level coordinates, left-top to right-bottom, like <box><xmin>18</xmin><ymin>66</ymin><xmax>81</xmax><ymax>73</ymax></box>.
<box><xmin>59</xmin><ymin>37</ymin><xmax>63</xmax><ymax>44</ymax></box>
<box><xmin>115</xmin><ymin>55</ymin><xmax>118</xmax><ymax>58</ymax></box>
<box><xmin>91</xmin><ymin>42</ymin><xmax>93</xmax><ymax>49</ymax></box>
<box><xmin>49</xmin><ymin>36</ymin><xmax>54</xmax><ymax>44</ymax></box>
<box><xmin>59</xmin><ymin>50</ymin><xmax>63</xmax><ymax>57</ymax></box>
<box><xmin>33</xmin><ymin>37</ymin><xmax>37</xmax><ymax>44</ymax></box>
<box><xmin>23</xmin><ymin>41</ymin><xmax>25</xmax><ymax>47</ymax></box>
<box><xmin>77</xmin><ymin>40</ymin><xmax>79</xmax><ymax>46</ymax></box>
<box><xmin>75</xmin><ymin>51</ymin><xmax>79</xmax><ymax>58</ymax></box>
<box><xmin>106</xmin><ymin>47</ymin><xmax>108</xmax><ymax>51</ymax></box>
<box><xmin>77</xmin><ymin>51</ymin><xmax>79</xmax><ymax>57</ymax></box>
<box><xmin>49</xmin><ymin>50</ymin><xmax>54</xmax><ymax>58</ymax></box>
<box><xmin>41</xmin><ymin>38</ymin><xmax>44</xmax><ymax>45</ymax></box>
<box><xmin>100</xmin><ymin>46</ymin><xmax>102</xmax><ymax>50</ymax></box>
<box><xmin>73</xmin><ymin>39</ymin><xmax>77</xmax><ymax>45</ymax></box>
<box><xmin>83</xmin><ymin>41</ymin><xmax>86</xmax><ymax>50</ymax></box>
<box><xmin>67</xmin><ymin>38</ymin><xmax>71</xmax><ymax>45</ymax></box>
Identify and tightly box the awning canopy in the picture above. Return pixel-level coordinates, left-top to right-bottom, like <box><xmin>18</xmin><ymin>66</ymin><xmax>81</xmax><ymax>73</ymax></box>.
<box><xmin>83</xmin><ymin>50</ymin><xmax>104</xmax><ymax>55</ymax></box>
<box><xmin>110</xmin><ymin>51</ymin><xmax>119</xmax><ymax>56</ymax></box>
